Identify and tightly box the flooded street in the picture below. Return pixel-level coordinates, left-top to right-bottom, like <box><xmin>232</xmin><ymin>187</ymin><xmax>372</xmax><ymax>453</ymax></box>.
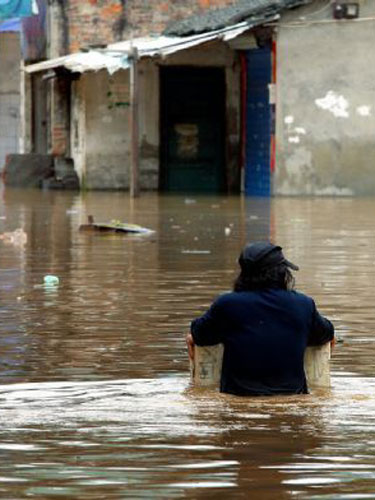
<box><xmin>1</xmin><ymin>187</ymin><xmax>375</xmax><ymax>499</ymax></box>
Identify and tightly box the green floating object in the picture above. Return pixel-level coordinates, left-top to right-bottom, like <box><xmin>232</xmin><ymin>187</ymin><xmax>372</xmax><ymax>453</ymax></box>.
<box><xmin>43</xmin><ymin>275</ymin><xmax>60</xmax><ymax>286</ymax></box>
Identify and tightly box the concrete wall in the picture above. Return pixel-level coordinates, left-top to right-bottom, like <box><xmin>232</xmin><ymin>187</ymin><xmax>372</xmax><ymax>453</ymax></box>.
<box><xmin>76</xmin><ymin>69</ymin><xmax>130</xmax><ymax>189</ymax></box>
<box><xmin>19</xmin><ymin>67</ymin><xmax>32</xmax><ymax>154</ymax></box>
<box><xmin>71</xmin><ymin>78</ymin><xmax>86</xmax><ymax>183</ymax></box>
<box><xmin>72</xmin><ymin>40</ymin><xmax>240</xmax><ymax>191</ymax></box>
<box><xmin>138</xmin><ymin>59</ymin><xmax>159</xmax><ymax>190</ymax></box>
<box><xmin>0</xmin><ymin>33</ymin><xmax>21</xmax><ymax>170</ymax></box>
<box><xmin>275</xmin><ymin>1</ymin><xmax>375</xmax><ymax>195</ymax></box>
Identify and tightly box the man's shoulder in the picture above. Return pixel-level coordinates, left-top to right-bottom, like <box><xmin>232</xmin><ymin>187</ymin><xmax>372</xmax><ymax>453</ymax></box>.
<box><xmin>215</xmin><ymin>290</ymin><xmax>314</xmax><ymax>307</ymax></box>
<box><xmin>213</xmin><ymin>291</ymin><xmax>248</xmax><ymax>308</ymax></box>
<box><xmin>289</xmin><ymin>290</ymin><xmax>315</xmax><ymax>308</ymax></box>
<box><xmin>214</xmin><ymin>291</ymin><xmax>237</xmax><ymax>304</ymax></box>
<box><xmin>215</xmin><ymin>290</ymin><xmax>264</xmax><ymax>308</ymax></box>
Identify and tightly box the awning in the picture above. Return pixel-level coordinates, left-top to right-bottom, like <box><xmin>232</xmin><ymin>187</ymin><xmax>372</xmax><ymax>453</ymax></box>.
<box><xmin>108</xmin><ymin>20</ymin><xmax>260</xmax><ymax>56</ymax></box>
<box><xmin>23</xmin><ymin>20</ymin><xmax>268</xmax><ymax>75</ymax></box>
<box><xmin>23</xmin><ymin>50</ymin><xmax>130</xmax><ymax>75</ymax></box>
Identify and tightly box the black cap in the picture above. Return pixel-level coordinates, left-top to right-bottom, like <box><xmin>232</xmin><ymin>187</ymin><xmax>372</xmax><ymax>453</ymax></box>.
<box><xmin>239</xmin><ymin>241</ymin><xmax>299</xmax><ymax>272</ymax></box>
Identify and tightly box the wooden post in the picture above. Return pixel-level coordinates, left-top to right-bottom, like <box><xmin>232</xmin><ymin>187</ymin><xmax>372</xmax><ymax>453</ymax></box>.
<box><xmin>191</xmin><ymin>342</ymin><xmax>331</xmax><ymax>390</ymax></box>
<box><xmin>129</xmin><ymin>46</ymin><xmax>140</xmax><ymax>198</ymax></box>
<box><xmin>19</xmin><ymin>62</ymin><xmax>31</xmax><ymax>154</ymax></box>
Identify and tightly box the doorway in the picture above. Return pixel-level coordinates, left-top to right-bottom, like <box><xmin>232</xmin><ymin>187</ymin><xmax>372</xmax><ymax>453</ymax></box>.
<box><xmin>160</xmin><ymin>66</ymin><xmax>226</xmax><ymax>193</ymax></box>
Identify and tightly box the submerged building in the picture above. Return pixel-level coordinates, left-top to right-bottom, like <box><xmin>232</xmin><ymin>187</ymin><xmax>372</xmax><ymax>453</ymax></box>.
<box><xmin>19</xmin><ymin>0</ymin><xmax>375</xmax><ymax>196</ymax></box>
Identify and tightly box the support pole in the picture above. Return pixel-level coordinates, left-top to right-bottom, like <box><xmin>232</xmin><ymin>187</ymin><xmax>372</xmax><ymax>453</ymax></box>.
<box><xmin>129</xmin><ymin>46</ymin><xmax>140</xmax><ymax>198</ymax></box>
<box><xmin>19</xmin><ymin>62</ymin><xmax>28</xmax><ymax>153</ymax></box>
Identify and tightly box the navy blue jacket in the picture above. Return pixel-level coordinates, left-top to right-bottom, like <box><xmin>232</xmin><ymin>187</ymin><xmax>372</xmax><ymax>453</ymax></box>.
<box><xmin>191</xmin><ymin>289</ymin><xmax>334</xmax><ymax>396</ymax></box>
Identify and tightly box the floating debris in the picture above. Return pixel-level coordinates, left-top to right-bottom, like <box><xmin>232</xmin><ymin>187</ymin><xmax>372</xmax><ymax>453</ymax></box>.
<box><xmin>34</xmin><ymin>274</ymin><xmax>60</xmax><ymax>291</ymax></box>
<box><xmin>0</xmin><ymin>228</ymin><xmax>27</xmax><ymax>246</ymax></box>
<box><xmin>44</xmin><ymin>275</ymin><xmax>60</xmax><ymax>286</ymax></box>
<box><xmin>224</xmin><ymin>227</ymin><xmax>231</xmax><ymax>236</ymax></box>
<box><xmin>181</xmin><ymin>249</ymin><xmax>211</xmax><ymax>255</ymax></box>
<box><xmin>79</xmin><ymin>215</ymin><xmax>154</xmax><ymax>234</ymax></box>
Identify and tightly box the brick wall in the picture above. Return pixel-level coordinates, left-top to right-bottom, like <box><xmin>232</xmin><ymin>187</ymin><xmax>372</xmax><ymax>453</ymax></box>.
<box><xmin>67</xmin><ymin>0</ymin><xmax>126</xmax><ymax>53</ymax></box>
<box><xmin>125</xmin><ymin>0</ymin><xmax>237</xmax><ymax>37</ymax></box>
<box><xmin>66</xmin><ymin>0</ymin><xmax>236</xmax><ymax>53</ymax></box>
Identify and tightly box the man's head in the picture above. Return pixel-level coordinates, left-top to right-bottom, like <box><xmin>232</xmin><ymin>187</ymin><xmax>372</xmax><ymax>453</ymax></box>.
<box><xmin>239</xmin><ymin>241</ymin><xmax>299</xmax><ymax>273</ymax></box>
<box><xmin>234</xmin><ymin>241</ymin><xmax>298</xmax><ymax>292</ymax></box>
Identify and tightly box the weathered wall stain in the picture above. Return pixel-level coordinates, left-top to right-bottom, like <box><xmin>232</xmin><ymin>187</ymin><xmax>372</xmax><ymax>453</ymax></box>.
<box><xmin>315</xmin><ymin>90</ymin><xmax>349</xmax><ymax>119</ymax></box>
<box><xmin>276</xmin><ymin>2</ymin><xmax>375</xmax><ymax>195</ymax></box>
<box><xmin>140</xmin><ymin>138</ymin><xmax>158</xmax><ymax>160</ymax></box>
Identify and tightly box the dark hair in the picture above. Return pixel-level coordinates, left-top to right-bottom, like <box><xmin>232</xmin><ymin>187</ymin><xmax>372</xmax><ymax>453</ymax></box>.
<box><xmin>233</xmin><ymin>263</ymin><xmax>295</xmax><ymax>292</ymax></box>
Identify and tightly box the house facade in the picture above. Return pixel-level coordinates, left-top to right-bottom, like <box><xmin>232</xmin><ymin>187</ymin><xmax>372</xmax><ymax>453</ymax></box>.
<box><xmin>0</xmin><ymin>23</ymin><xmax>21</xmax><ymax>171</ymax></box>
<box><xmin>21</xmin><ymin>0</ymin><xmax>375</xmax><ymax>196</ymax></box>
<box><xmin>275</xmin><ymin>0</ymin><xmax>375</xmax><ymax>196</ymax></box>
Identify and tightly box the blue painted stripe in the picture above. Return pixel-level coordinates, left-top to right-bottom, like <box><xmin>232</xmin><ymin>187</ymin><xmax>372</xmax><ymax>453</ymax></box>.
<box><xmin>245</xmin><ymin>47</ymin><xmax>272</xmax><ymax>197</ymax></box>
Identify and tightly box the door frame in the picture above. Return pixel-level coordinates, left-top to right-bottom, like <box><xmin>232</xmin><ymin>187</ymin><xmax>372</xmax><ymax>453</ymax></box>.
<box><xmin>159</xmin><ymin>65</ymin><xmax>227</xmax><ymax>193</ymax></box>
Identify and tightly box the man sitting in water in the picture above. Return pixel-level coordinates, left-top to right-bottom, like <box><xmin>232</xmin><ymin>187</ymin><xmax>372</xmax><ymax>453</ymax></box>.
<box><xmin>186</xmin><ymin>241</ymin><xmax>334</xmax><ymax>396</ymax></box>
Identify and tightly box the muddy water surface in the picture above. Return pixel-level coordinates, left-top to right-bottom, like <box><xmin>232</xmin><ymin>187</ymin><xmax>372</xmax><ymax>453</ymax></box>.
<box><xmin>0</xmin><ymin>188</ymin><xmax>375</xmax><ymax>499</ymax></box>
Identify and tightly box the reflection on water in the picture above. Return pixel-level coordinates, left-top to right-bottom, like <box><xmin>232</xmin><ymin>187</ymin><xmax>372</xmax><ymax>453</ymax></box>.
<box><xmin>1</xmin><ymin>187</ymin><xmax>375</xmax><ymax>498</ymax></box>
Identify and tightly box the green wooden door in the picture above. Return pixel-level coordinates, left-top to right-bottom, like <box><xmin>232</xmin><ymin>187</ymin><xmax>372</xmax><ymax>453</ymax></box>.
<box><xmin>160</xmin><ymin>67</ymin><xmax>226</xmax><ymax>192</ymax></box>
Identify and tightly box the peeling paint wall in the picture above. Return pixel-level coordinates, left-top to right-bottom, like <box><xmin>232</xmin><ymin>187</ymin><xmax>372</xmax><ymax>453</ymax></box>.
<box><xmin>78</xmin><ymin>69</ymin><xmax>130</xmax><ymax>189</ymax></box>
<box><xmin>275</xmin><ymin>1</ymin><xmax>375</xmax><ymax>195</ymax></box>
<box><xmin>138</xmin><ymin>59</ymin><xmax>159</xmax><ymax>189</ymax></box>
<box><xmin>0</xmin><ymin>33</ymin><xmax>21</xmax><ymax>170</ymax></box>
<box><xmin>71</xmin><ymin>78</ymin><xmax>86</xmax><ymax>183</ymax></box>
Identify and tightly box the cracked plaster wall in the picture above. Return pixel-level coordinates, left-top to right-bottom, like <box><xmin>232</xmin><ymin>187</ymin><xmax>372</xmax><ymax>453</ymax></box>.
<box><xmin>78</xmin><ymin>69</ymin><xmax>130</xmax><ymax>189</ymax></box>
<box><xmin>275</xmin><ymin>2</ymin><xmax>375</xmax><ymax>195</ymax></box>
<box><xmin>0</xmin><ymin>33</ymin><xmax>21</xmax><ymax>171</ymax></box>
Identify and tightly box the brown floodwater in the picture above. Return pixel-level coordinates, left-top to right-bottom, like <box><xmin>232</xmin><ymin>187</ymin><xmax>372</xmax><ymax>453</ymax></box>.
<box><xmin>0</xmin><ymin>186</ymin><xmax>375</xmax><ymax>499</ymax></box>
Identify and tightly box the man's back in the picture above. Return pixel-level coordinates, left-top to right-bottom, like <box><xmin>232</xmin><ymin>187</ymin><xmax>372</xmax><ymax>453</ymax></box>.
<box><xmin>191</xmin><ymin>289</ymin><xmax>334</xmax><ymax>396</ymax></box>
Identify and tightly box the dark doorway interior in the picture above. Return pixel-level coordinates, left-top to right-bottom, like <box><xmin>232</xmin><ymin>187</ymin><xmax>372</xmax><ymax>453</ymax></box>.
<box><xmin>160</xmin><ymin>66</ymin><xmax>226</xmax><ymax>193</ymax></box>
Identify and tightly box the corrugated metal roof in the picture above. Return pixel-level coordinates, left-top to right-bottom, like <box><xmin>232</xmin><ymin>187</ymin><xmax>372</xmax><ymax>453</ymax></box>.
<box><xmin>24</xmin><ymin>50</ymin><xmax>130</xmax><ymax>75</ymax></box>
<box><xmin>164</xmin><ymin>0</ymin><xmax>312</xmax><ymax>36</ymax></box>
<box><xmin>24</xmin><ymin>21</ymin><xmax>259</xmax><ymax>74</ymax></box>
<box><xmin>108</xmin><ymin>21</ymin><xmax>258</xmax><ymax>56</ymax></box>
